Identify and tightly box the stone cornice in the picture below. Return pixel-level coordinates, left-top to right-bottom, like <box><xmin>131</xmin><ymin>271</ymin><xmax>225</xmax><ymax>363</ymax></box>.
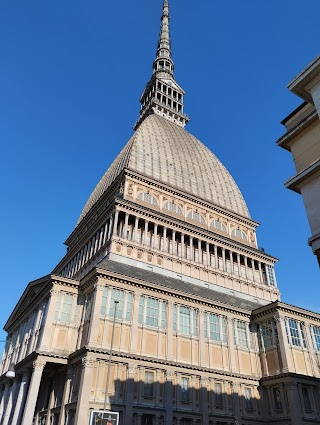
<box><xmin>93</xmin><ymin>265</ymin><xmax>252</xmax><ymax>317</ymax></box>
<box><xmin>71</xmin><ymin>346</ymin><xmax>260</xmax><ymax>383</ymax></box>
<box><xmin>252</xmin><ymin>301</ymin><xmax>320</xmax><ymax>323</ymax></box>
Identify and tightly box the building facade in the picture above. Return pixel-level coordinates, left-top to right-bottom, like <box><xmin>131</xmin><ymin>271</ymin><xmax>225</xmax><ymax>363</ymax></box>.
<box><xmin>277</xmin><ymin>56</ymin><xmax>320</xmax><ymax>266</ymax></box>
<box><xmin>1</xmin><ymin>2</ymin><xmax>320</xmax><ymax>425</ymax></box>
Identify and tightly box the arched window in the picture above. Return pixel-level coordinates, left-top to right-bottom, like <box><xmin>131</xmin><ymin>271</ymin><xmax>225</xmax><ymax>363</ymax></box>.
<box><xmin>210</xmin><ymin>220</ymin><xmax>227</xmax><ymax>233</ymax></box>
<box><xmin>163</xmin><ymin>202</ymin><xmax>182</xmax><ymax>215</ymax></box>
<box><xmin>137</xmin><ymin>192</ymin><xmax>158</xmax><ymax>206</ymax></box>
<box><xmin>187</xmin><ymin>211</ymin><xmax>205</xmax><ymax>224</ymax></box>
<box><xmin>231</xmin><ymin>228</ymin><xmax>247</xmax><ymax>240</ymax></box>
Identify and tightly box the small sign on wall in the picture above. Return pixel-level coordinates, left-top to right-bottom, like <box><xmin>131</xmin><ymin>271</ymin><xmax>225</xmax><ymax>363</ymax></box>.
<box><xmin>89</xmin><ymin>411</ymin><xmax>119</xmax><ymax>425</ymax></box>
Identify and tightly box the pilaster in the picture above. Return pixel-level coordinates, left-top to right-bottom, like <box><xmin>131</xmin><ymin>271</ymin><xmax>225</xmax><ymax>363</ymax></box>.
<box><xmin>21</xmin><ymin>359</ymin><xmax>46</xmax><ymax>425</ymax></box>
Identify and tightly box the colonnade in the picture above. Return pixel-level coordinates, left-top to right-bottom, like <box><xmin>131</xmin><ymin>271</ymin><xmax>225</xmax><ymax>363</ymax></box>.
<box><xmin>114</xmin><ymin>211</ymin><xmax>276</xmax><ymax>288</ymax></box>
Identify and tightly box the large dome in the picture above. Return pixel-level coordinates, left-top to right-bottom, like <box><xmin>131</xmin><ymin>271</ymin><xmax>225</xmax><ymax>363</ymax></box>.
<box><xmin>78</xmin><ymin>115</ymin><xmax>250</xmax><ymax>223</ymax></box>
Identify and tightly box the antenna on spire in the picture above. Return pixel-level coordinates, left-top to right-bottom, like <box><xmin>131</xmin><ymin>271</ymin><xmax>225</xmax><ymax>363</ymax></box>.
<box><xmin>133</xmin><ymin>0</ymin><xmax>189</xmax><ymax>130</ymax></box>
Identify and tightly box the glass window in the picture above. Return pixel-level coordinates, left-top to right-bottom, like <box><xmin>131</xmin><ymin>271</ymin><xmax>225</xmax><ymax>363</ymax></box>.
<box><xmin>173</xmin><ymin>304</ymin><xmax>177</xmax><ymax>332</ymax></box>
<box><xmin>286</xmin><ymin>319</ymin><xmax>301</xmax><ymax>347</ymax></box>
<box><xmin>181</xmin><ymin>377</ymin><xmax>190</xmax><ymax>402</ymax></box>
<box><xmin>233</xmin><ymin>320</ymin><xmax>249</xmax><ymax>349</ymax></box>
<box><xmin>101</xmin><ymin>287</ymin><xmax>108</xmax><ymax>316</ymax></box>
<box><xmin>245</xmin><ymin>388</ymin><xmax>253</xmax><ymax>410</ymax></box>
<box><xmin>231</xmin><ymin>228</ymin><xmax>247</xmax><ymax>240</ymax></box>
<box><xmin>143</xmin><ymin>371</ymin><xmax>154</xmax><ymax>397</ymax></box>
<box><xmin>302</xmin><ymin>387</ymin><xmax>312</xmax><ymax>411</ymax></box>
<box><xmin>163</xmin><ymin>202</ymin><xmax>182</xmax><ymax>215</ymax></box>
<box><xmin>109</xmin><ymin>289</ymin><xmax>125</xmax><ymax>319</ymax></box>
<box><xmin>180</xmin><ymin>307</ymin><xmax>191</xmax><ymax>335</ymax></box>
<box><xmin>187</xmin><ymin>211</ymin><xmax>205</xmax><ymax>224</ymax></box>
<box><xmin>258</xmin><ymin>321</ymin><xmax>274</xmax><ymax>349</ymax></box>
<box><xmin>137</xmin><ymin>192</ymin><xmax>158</xmax><ymax>206</ymax></box>
<box><xmin>54</xmin><ymin>292</ymin><xmax>78</xmax><ymax>324</ymax></box>
<box><xmin>139</xmin><ymin>296</ymin><xmax>144</xmax><ymax>325</ymax></box>
<box><xmin>273</xmin><ymin>387</ymin><xmax>282</xmax><ymax>410</ymax></box>
<box><xmin>215</xmin><ymin>383</ymin><xmax>223</xmax><ymax>406</ymax></box>
<box><xmin>126</xmin><ymin>292</ymin><xmax>133</xmax><ymax>321</ymax></box>
<box><xmin>266</xmin><ymin>265</ymin><xmax>276</xmax><ymax>286</ymax></box>
<box><xmin>312</xmin><ymin>326</ymin><xmax>320</xmax><ymax>352</ymax></box>
<box><xmin>207</xmin><ymin>314</ymin><xmax>227</xmax><ymax>343</ymax></box>
<box><xmin>146</xmin><ymin>298</ymin><xmax>159</xmax><ymax>327</ymax></box>
<box><xmin>161</xmin><ymin>302</ymin><xmax>167</xmax><ymax>329</ymax></box>
<box><xmin>210</xmin><ymin>220</ymin><xmax>227</xmax><ymax>232</ymax></box>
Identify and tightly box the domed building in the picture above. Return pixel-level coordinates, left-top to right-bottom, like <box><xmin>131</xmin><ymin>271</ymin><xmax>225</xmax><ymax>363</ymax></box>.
<box><xmin>1</xmin><ymin>2</ymin><xmax>320</xmax><ymax>425</ymax></box>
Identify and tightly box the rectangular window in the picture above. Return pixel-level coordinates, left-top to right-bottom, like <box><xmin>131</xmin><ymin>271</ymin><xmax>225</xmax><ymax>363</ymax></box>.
<box><xmin>207</xmin><ymin>314</ymin><xmax>227</xmax><ymax>343</ymax></box>
<box><xmin>101</xmin><ymin>287</ymin><xmax>108</xmax><ymax>316</ymax></box>
<box><xmin>302</xmin><ymin>387</ymin><xmax>312</xmax><ymax>411</ymax></box>
<box><xmin>180</xmin><ymin>307</ymin><xmax>191</xmax><ymax>335</ymax></box>
<box><xmin>161</xmin><ymin>302</ymin><xmax>167</xmax><ymax>329</ymax></box>
<box><xmin>193</xmin><ymin>310</ymin><xmax>198</xmax><ymax>336</ymax></box>
<box><xmin>181</xmin><ymin>377</ymin><xmax>190</xmax><ymax>402</ymax></box>
<box><xmin>109</xmin><ymin>289</ymin><xmax>125</xmax><ymax>319</ymax></box>
<box><xmin>126</xmin><ymin>292</ymin><xmax>133</xmax><ymax>321</ymax></box>
<box><xmin>204</xmin><ymin>312</ymin><xmax>208</xmax><ymax>338</ymax></box>
<box><xmin>258</xmin><ymin>321</ymin><xmax>274</xmax><ymax>349</ymax></box>
<box><xmin>312</xmin><ymin>326</ymin><xmax>320</xmax><ymax>351</ymax></box>
<box><xmin>143</xmin><ymin>371</ymin><xmax>154</xmax><ymax>397</ymax></box>
<box><xmin>139</xmin><ymin>296</ymin><xmax>144</xmax><ymax>325</ymax></box>
<box><xmin>146</xmin><ymin>298</ymin><xmax>159</xmax><ymax>327</ymax></box>
<box><xmin>54</xmin><ymin>292</ymin><xmax>77</xmax><ymax>324</ymax></box>
<box><xmin>266</xmin><ymin>265</ymin><xmax>276</xmax><ymax>286</ymax></box>
<box><xmin>245</xmin><ymin>387</ymin><xmax>253</xmax><ymax>410</ymax></box>
<box><xmin>215</xmin><ymin>383</ymin><xmax>223</xmax><ymax>406</ymax></box>
<box><xmin>273</xmin><ymin>387</ymin><xmax>282</xmax><ymax>410</ymax></box>
<box><xmin>233</xmin><ymin>320</ymin><xmax>249</xmax><ymax>349</ymax></box>
<box><xmin>286</xmin><ymin>319</ymin><xmax>301</xmax><ymax>347</ymax></box>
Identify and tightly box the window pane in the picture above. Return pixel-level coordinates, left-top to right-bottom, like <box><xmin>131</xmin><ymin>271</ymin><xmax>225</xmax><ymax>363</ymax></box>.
<box><xmin>245</xmin><ymin>388</ymin><xmax>253</xmax><ymax>410</ymax></box>
<box><xmin>161</xmin><ymin>302</ymin><xmax>167</xmax><ymax>329</ymax></box>
<box><xmin>312</xmin><ymin>326</ymin><xmax>320</xmax><ymax>351</ymax></box>
<box><xmin>139</xmin><ymin>296</ymin><xmax>144</xmax><ymax>325</ymax></box>
<box><xmin>143</xmin><ymin>371</ymin><xmax>154</xmax><ymax>397</ymax></box>
<box><xmin>126</xmin><ymin>292</ymin><xmax>132</xmax><ymax>321</ymax></box>
<box><xmin>181</xmin><ymin>377</ymin><xmax>190</xmax><ymax>402</ymax></box>
<box><xmin>109</xmin><ymin>289</ymin><xmax>125</xmax><ymax>319</ymax></box>
<box><xmin>179</xmin><ymin>307</ymin><xmax>191</xmax><ymax>335</ymax></box>
<box><xmin>215</xmin><ymin>383</ymin><xmax>223</xmax><ymax>406</ymax></box>
<box><xmin>288</xmin><ymin>319</ymin><xmax>301</xmax><ymax>347</ymax></box>
<box><xmin>101</xmin><ymin>287</ymin><xmax>108</xmax><ymax>316</ymax></box>
<box><xmin>146</xmin><ymin>298</ymin><xmax>159</xmax><ymax>327</ymax></box>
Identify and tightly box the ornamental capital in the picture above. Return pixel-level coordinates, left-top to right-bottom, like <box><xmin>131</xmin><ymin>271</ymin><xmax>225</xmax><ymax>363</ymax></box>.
<box><xmin>81</xmin><ymin>356</ymin><xmax>95</xmax><ymax>369</ymax></box>
<box><xmin>128</xmin><ymin>364</ymin><xmax>137</xmax><ymax>375</ymax></box>
<box><xmin>94</xmin><ymin>282</ymin><xmax>105</xmax><ymax>291</ymax></box>
<box><xmin>33</xmin><ymin>359</ymin><xmax>46</xmax><ymax>371</ymax></box>
<box><xmin>165</xmin><ymin>370</ymin><xmax>175</xmax><ymax>381</ymax></box>
<box><xmin>50</xmin><ymin>288</ymin><xmax>60</xmax><ymax>297</ymax></box>
<box><xmin>273</xmin><ymin>315</ymin><xmax>283</xmax><ymax>323</ymax></box>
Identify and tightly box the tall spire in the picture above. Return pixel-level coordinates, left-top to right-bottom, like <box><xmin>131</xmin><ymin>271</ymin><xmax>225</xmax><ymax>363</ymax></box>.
<box><xmin>134</xmin><ymin>0</ymin><xmax>189</xmax><ymax>130</ymax></box>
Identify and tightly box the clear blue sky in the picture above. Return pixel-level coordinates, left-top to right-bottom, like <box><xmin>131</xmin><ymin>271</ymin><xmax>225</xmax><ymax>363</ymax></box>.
<box><xmin>0</xmin><ymin>0</ymin><xmax>319</xmax><ymax>341</ymax></box>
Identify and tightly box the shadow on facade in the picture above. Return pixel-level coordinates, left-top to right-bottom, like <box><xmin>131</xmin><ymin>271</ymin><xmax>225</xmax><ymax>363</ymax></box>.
<box><xmin>34</xmin><ymin>368</ymin><xmax>262</xmax><ymax>425</ymax></box>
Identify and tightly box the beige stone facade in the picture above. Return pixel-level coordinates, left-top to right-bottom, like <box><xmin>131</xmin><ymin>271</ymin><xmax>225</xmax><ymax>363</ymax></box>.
<box><xmin>1</xmin><ymin>1</ymin><xmax>320</xmax><ymax>425</ymax></box>
<box><xmin>278</xmin><ymin>56</ymin><xmax>320</xmax><ymax>265</ymax></box>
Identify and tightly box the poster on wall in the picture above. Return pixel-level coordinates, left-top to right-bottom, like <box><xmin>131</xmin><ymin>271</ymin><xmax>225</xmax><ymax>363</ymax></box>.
<box><xmin>89</xmin><ymin>410</ymin><xmax>119</xmax><ymax>425</ymax></box>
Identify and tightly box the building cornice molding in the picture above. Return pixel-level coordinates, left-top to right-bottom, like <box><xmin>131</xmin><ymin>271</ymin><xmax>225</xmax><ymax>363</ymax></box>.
<box><xmin>252</xmin><ymin>301</ymin><xmax>320</xmax><ymax>323</ymax></box>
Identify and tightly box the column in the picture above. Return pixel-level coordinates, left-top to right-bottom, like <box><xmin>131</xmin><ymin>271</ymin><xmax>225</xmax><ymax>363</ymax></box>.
<box><xmin>11</xmin><ymin>371</ymin><xmax>30</xmax><ymax>425</ymax></box>
<box><xmin>172</xmin><ymin>230</ymin><xmax>176</xmax><ymax>255</ymax></box>
<box><xmin>163</xmin><ymin>227</ymin><xmax>167</xmax><ymax>252</ymax></box>
<box><xmin>274</xmin><ymin>315</ymin><xmax>292</xmax><ymax>372</ymax></box>
<box><xmin>190</xmin><ymin>237</ymin><xmax>194</xmax><ymax>261</ymax></box>
<box><xmin>244</xmin><ymin>256</ymin><xmax>249</xmax><ymax>279</ymax></box>
<box><xmin>165</xmin><ymin>371</ymin><xmax>174</xmax><ymax>425</ymax></box>
<box><xmin>198</xmin><ymin>240</ymin><xmax>202</xmax><ymax>264</ymax></box>
<box><xmin>123</xmin><ymin>213</ymin><xmax>129</xmax><ymax>239</ymax></box>
<box><xmin>134</xmin><ymin>217</ymin><xmax>139</xmax><ymax>243</ymax></box>
<box><xmin>214</xmin><ymin>244</ymin><xmax>218</xmax><ymax>269</ymax></box>
<box><xmin>258</xmin><ymin>261</ymin><xmax>263</xmax><ymax>284</ymax></box>
<box><xmin>57</xmin><ymin>366</ymin><xmax>73</xmax><ymax>425</ymax></box>
<box><xmin>0</xmin><ymin>384</ymin><xmax>9</xmax><ymax>422</ymax></box>
<box><xmin>251</xmin><ymin>259</ymin><xmax>256</xmax><ymax>282</ymax></box>
<box><xmin>107</xmin><ymin>215</ymin><xmax>114</xmax><ymax>240</ymax></box>
<box><xmin>229</xmin><ymin>251</ymin><xmax>234</xmax><ymax>274</ymax></box>
<box><xmin>167</xmin><ymin>302</ymin><xmax>174</xmax><ymax>360</ymax></box>
<box><xmin>181</xmin><ymin>234</ymin><xmax>185</xmax><ymax>258</ymax></box>
<box><xmin>124</xmin><ymin>364</ymin><xmax>136</xmax><ymax>424</ymax></box>
<box><xmin>237</xmin><ymin>254</ymin><xmax>241</xmax><ymax>277</ymax></box>
<box><xmin>199</xmin><ymin>310</ymin><xmax>206</xmax><ymax>366</ymax></box>
<box><xmin>87</xmin><ymin>282</ymin><xmax>105</xmax><ymax>346</ymax></box>
<box><xmin>222</xmin><ymin>248</ymin><xmax>226</xmax><ymax>272</ymax></box>
<box><xmin>285</xmin><ymin>383</ymin><xmax>303</xmax><ymax>425</ymax></box>
<box><xmin>227</xmin><ymin>318</ymin><xmax>237</xmax><ymax>372</ymax></box>
<box><xmin>143</xmin><ymin>220</ymin><xmax>149</xmax><ymax>245</ymax></box>
<box><xmin>2</xmin><ymin>379</ymin><xmax>18</xmax><ymax>425</ymax></box>
<box><xmin>40</xmin><ymin>288</ymin><xmax>60</xmax><ymax>350</ymax></box>
<box><xmin>112</xmin><ymin>210</ymin><xmax>119</xmax><ymax>236</ymax></box>
<box><xmin>130</xmin><ymin>293</ymin><xmax>141</xmax><ymax>354</ymax></box>
<box><xmin>206</xmin><ymin>242</ymin><xmax>210</xmax><ymax>267</ymax></box>
<box><xmin>200</xmin><ymin>378</ymin><xmax>209</xmax><ymax>425</ymax></box>
<box><xmin>154</xmin><ymin>224</ymin><xmax>158</xmax><ymax>250</ymax></box>
<box><xmin>21</xmin><ymin>359</ymin><xmax>46</xmax><ymax>425</ymax></box>
<box><xmin>74</xmin><ymin>357</ymin><xmax>95</xmax><ymax>425</ymax></box>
